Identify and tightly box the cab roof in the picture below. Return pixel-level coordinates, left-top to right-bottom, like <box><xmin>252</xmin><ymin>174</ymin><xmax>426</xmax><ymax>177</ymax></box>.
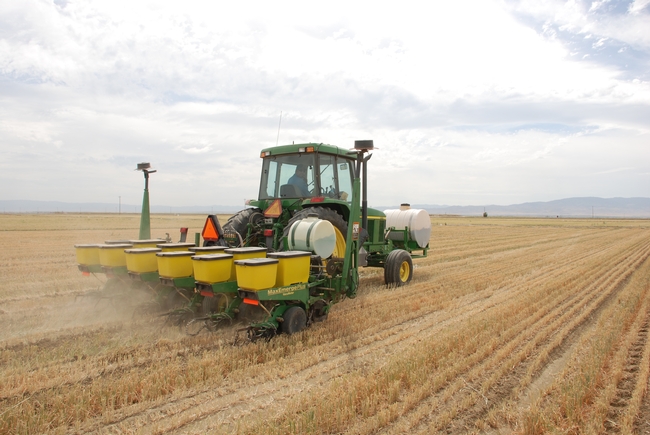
<box><xmin>260</xmin><ymin>143</ymin><xmax>357</xmax><ymax>158</ymax></box>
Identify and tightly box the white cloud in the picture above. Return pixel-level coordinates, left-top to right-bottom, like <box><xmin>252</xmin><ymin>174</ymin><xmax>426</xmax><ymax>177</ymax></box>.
<box><xmin>0</xmin><ymin>0</ymin><xmax>647</xmax><ymax>206</ymax></box>
<box><xmin>510</xmin><ymin>0</ymin><xmax>650</xmax><ymax>49</ymax></box>
<box><xmin>177</xmin><ymin>144</ymin><xmax>212</xmax><ymax>154</ymax></box>
<box><xmin>629</xmin><ymin>0</ymin><xmax>650</xmax><ymax>14</ymax></box>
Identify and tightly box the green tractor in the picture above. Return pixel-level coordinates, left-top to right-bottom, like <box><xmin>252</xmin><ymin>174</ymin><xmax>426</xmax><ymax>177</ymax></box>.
<box><xmin>195</xmin><ymin>140</ymin><xmax>430</xmax><ymax>338</ymax></box>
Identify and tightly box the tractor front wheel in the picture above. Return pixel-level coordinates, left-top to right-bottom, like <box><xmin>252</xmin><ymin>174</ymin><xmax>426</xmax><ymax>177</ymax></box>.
<box><xmin>384</xmin><ymin>249</ymin><xmax>413</xmax><ymax>287</ymax></box>
<box><xmin>280</xmin><ymin>306</ymin><xmax>307</xmax><ymax>334</ymax></box>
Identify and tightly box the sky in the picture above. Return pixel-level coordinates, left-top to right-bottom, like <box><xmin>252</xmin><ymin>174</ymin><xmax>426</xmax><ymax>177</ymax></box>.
<box><xmin>0</xmin><ymin>0</ymin><xmax>648</xmax><ymax>208</ymax></box>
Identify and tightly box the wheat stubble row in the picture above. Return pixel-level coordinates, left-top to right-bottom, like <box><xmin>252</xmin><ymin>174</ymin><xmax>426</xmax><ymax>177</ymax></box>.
<box><xmin>1</xmin><ymin>215</ymin><xmax>649</xmax><ymax>434</ymax></box>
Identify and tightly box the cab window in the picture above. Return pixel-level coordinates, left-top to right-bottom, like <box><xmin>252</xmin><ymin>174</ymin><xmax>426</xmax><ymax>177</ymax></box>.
<box><xmin>259</xmin><ymin>154</ymin><xmax>315</xmax><ymax>199</ymax></box>
<box><xmin>335</xmin><ymin>158</ymin><xmax>353</xmax><ymax>201</ymax></box>
<box><xmin>316</xmin><ymin>155</ymin><xmax>353</xmax><ymax>201</ymax></box>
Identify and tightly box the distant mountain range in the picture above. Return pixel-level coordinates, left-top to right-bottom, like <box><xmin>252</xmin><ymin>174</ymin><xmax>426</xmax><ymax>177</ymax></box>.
<box><xmin>0</xmin><ymin>200</ymin><xmax>243</xmax><ymax>214</ymax></box>
<box><xmin>1</xmin><ymin>197</ymin><xmax>649</xmax><ymax>218</ymax></box>
<box><xmin>395</xmin><ymin>197</ymin><xmax>650</xmax><ymax>218</ymax></box>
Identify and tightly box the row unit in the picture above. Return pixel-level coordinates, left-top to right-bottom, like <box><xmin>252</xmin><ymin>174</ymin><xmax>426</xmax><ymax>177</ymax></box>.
<box><xmin>74</xmin><ymin>243</ymin><xmax>311</xmax><ymax>291</ymax></box>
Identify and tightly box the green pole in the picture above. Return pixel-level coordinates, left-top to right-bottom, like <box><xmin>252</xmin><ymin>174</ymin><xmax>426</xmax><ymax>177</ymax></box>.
<box><xmin>342</xmin><ymin>151</ymin><xmax>364</xmax><ymax>298</ymax></box>
<box><xmin>138</xmin><ymin>168</ymin><xmax>153</xmax><ymax>240</ymax></box>
<box><xmin>139</xmin><ymin>191</ymin><xmax>150</xmax><ymax>239</ymax></box>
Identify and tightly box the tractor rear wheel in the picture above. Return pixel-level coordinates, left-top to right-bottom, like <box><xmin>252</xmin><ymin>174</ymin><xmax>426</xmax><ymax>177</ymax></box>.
<box><xmin>280</xmin><ymin>306</ymin><xmax>307</xmax><ymax>334</ymax></box>
<box><xmin>222</xmin><ymin>208</ymin><xmax>263</xmax><ymax>247</ymax></box>
<box><xmin>284</xmin><ymin>207</ymin><xmax>348</xmax><ymax>257</ymax></box>
<box><xmin>384</xmin><ymin>249</ymin><xmax>413</xmax><ymax>287</ymax></box>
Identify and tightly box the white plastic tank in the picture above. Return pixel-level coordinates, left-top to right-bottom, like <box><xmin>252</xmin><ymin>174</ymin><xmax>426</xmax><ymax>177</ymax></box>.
<box><xmin>288</xmin><ymin>216</ymin><xmax>336</xmax><ymax>258</ymax></box>
<box><xmin>384</xmin><ymin>204</ymin><xmax>431</xmax><ymax>248</ymax></box>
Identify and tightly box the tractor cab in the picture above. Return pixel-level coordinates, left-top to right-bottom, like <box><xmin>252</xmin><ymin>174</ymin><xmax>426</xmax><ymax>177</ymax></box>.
<box><xmin>204</xmin><ymin>143</ymin><xmax>362</xmax><ymax>251</ymax></box>
<box><xmin>257</xmin><ymin>144</ymin><xmax>355</xmax><ymax>205</ymax></box>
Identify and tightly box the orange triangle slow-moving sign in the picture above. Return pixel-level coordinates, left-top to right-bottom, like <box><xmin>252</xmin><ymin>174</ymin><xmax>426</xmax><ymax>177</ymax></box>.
<box><xmin>202</xmin><ymin>217</ymin><xmax>219</xmax><ymax>240</ymax></box>
<box><xmin>264</xmin><ymin>199</ymin><xmax>282</xmax><ymax>218</ymax></box>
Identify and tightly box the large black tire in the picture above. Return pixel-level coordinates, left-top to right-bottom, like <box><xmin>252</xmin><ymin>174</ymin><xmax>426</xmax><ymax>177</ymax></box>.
<box><xmin>201</xmin><ymin>292</ymin><xmax>231</xmax><ymax>315</ymax></box>
<box><xmin>283</xmin><ymin>207</ymin><xmax>348</xmax><ymax>258</ymax></box>
<box><xmin>384</xmin><ymin>249</ymin><xmax>413</xmax><ymax>287</ymax></box>
<box><xmin>280</xmin><ymin>306</ymin><xmax>307</xmax><ymax>334</ymax></box>
<box><xmin>221</xmin><ymin>208</ymin><xmax>264</xmax><ymax>247</ymax></box>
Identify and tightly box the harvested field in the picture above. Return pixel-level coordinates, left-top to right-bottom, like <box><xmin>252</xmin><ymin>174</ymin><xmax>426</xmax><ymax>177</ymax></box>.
<box><xmin>1</xmin><ymin>213</ymin><xmax>650</xmax><ymax>434</ymax></box>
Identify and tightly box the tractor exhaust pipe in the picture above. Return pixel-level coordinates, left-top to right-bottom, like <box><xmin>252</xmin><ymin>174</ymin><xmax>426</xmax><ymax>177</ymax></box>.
<box><xmin>354</xmin><ymin>140</ymin><xmax>374</xmax><ymax>235</ymax></box>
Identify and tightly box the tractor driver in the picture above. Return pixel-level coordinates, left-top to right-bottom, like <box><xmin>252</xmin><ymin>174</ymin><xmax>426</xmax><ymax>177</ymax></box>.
<box><xmin>288</xmin><ymin>164</ymin><xmax>311</xmax><ymax>197</ymax></box>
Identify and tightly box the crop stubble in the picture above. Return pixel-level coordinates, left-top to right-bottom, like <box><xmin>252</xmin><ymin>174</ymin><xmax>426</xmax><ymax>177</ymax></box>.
<box><xmin>0</xmin><ymin>214</ymin><xmax>649</xmax><ymax>434</ymax></box>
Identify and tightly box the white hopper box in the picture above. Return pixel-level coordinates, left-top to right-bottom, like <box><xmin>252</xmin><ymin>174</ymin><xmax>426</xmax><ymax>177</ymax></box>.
<box><xmin>287</xmin><ymin>216</ymin><xmax>336</xmax><ymax>258</ymax></box>
<box><xmin>384</xmin><ymin>204</ymin><xmax>431</xmax><ymax>248</ymax></box>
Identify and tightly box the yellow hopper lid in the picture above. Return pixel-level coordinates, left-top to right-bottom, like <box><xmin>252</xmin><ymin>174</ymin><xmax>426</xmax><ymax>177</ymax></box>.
<box><xmin>99</xmin><ymin>243</ymin><xmax>133</xmax><ymax>249</ymax></box>
<box><xmin>234</xmin><ymin>258</ymin><xmax>278</xmax><ymax>266</ymax></box>
<box><xmin>157</xmin><ymin>242</ymin><xmax>195</xmax><ymax>249</ymax></box>
<box><xmin>268</xmin><ymin>250</ymin><xmax>312</xmax><ymax>258</ymax></box>
<box><xmin>192</xmin><ymin>253</ymin><xmax>233</xmax><ymax>261</ymax></box>
<box><xmin>189</xmin><ymin>246</ymin><xmax>228</xmax><ymax>253</ymax></box>
<box><xmin>156</xmin><ymin>251</ymin><xmax>194</xmax><ymax>257</ymax></box>
<box><xmin>124</xmin><ymin>248</ymin><xmax>162</xmax><ymax>254</ymax></box>
<box><xmin>225</xmin><ymin>247</ymin><xmax>267</xmax><ymax>254</ymax></box>
<box><xmin>129</xmin><ymin>239</ymin><xmax>166</xmax><ymax>244</ymax></box>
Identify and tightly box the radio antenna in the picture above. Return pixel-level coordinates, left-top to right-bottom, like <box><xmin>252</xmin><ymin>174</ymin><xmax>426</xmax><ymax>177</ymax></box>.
<box><xmin>276</xmin><ymin>111</ymin><xmax>282</xmax><ymax>146</ymax></box>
